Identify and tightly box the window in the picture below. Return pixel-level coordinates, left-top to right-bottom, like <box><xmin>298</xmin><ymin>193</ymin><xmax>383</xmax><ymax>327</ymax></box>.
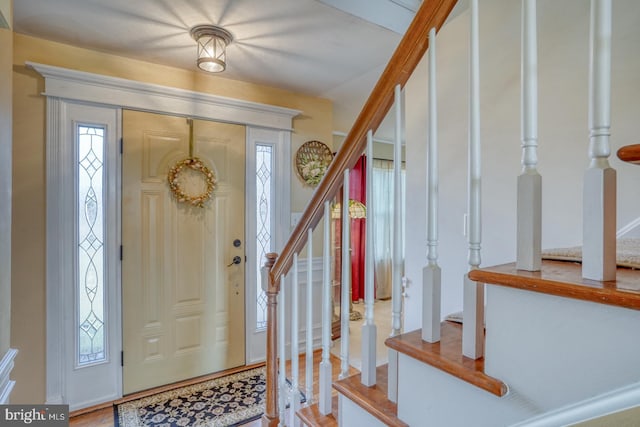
<box><xmin>77</xmin><ymin>125</ymin><xmax>107</xmax><ymax>366</ymax></box>
<box><xmin>255</xmin><ymin>144</ymin><xmax>274</xmax><ymax>329</ymax></box>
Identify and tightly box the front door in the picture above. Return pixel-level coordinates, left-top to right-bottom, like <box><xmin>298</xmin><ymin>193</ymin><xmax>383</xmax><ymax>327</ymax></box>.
<box><xmin>122</xmin><ymin>110</ymin><xmax>246</xmax><ymax>394</ymax></box>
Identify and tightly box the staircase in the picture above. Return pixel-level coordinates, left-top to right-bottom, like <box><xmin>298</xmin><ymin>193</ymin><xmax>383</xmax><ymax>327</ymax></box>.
<box><xmin>260</xmin><ymin>0</ymin><xmax>640</xmax><ymax>426</ymax></box>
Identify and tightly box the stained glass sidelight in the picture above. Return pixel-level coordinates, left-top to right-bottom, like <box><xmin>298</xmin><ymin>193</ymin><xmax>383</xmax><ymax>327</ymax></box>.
<box><xmin>255</xmin><ymin>145</ymin><xmax>273</xmax><ymax>329</ymax></box>
<box><xmin>77</xmin><ymin>125</ymin><xmax>106</xmax><ymax>366</ymax></box>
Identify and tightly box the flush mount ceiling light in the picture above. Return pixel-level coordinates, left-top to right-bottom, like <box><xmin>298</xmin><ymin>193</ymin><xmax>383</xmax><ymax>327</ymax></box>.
<box><xmin>190</xmin><ymin>24</ymin><xmax>233</xmax><ymax>73</ymax></box>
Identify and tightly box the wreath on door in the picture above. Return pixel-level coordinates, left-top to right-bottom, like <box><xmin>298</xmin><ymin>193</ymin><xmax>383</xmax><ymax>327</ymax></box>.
<box><xmin>167</xmin><ymin>157</ymin><xmax>216</xmax><ymax>208</ymax></box>
<box><xmin>167</xmin><ymin>118</ymin><xmax>217</xmax><ymax>208</ymax></box>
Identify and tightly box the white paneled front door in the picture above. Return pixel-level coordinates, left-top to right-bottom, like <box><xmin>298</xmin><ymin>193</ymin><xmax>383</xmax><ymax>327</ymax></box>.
<box><xmin>122</xmin><ymin>110</ymin><xmax>246</xmax><ymax>394</ymax></box>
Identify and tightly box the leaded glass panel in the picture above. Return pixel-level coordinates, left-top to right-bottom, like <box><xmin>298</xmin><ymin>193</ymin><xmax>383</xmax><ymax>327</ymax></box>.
<box><xmin>77</xmin><ymin>125</ymin><xmax>106</xmax><ymax>366</ymax></box>
<box><xmin>255</xmin><ymin>144</ymin><xmax>273</xmax><ymax>329</ymax></box>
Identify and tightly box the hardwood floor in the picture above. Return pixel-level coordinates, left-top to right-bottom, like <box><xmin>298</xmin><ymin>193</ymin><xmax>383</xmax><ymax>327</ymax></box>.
<box><xmin>70</xmin><ymin>351</ymin><xmax>352</xmax><ymax>427</ymax></box>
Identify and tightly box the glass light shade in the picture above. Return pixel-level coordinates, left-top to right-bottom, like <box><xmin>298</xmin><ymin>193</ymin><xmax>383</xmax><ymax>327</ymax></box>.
<box><xmin>331</xmin><ymin>200</ymin><xmax>367</xmax><ymax>219</ymax></box>
<box><xmin>348</xmin><ymin>200</ymin><xmax>367</xmax><ymax>219</ymax></box>
<box><xmin>190</xmin><ymin>25</ymin><xmax>233</xmax><ymax>73</ymax></box>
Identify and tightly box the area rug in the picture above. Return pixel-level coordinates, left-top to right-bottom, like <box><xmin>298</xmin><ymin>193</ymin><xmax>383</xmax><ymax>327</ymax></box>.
<box><xmin>542</xmin><ymin>237</ymin><xmax>640</xmax><ymax>269</ymax></box>
<box><xmin>116</xmin><ymin>367</ymin><xmax>266</xmax><ymax>427</ymax></box>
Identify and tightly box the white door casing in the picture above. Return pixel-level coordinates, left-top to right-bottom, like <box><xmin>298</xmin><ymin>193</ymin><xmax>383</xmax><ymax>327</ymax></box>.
<box><xmin>36</xmin><ymin>62</ymin><xmax>298</xmax><ymax>409</ymax></box>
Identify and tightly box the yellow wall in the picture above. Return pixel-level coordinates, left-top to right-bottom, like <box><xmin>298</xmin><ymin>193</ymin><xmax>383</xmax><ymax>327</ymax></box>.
<box><xmin>0</xmin><ymin>5</ymin><xmax>12</xmax><ymax>358</ymax></box>
<box><xmin>11</xmin><ymin>33</ymin><xmax>333</xmax><ymax>403</ymax></box>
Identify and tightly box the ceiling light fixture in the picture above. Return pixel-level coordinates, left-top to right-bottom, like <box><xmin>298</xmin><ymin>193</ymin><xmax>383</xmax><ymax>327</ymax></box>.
<box><xmin>190</xmin><ymin>25</ymin><xmax>233</xmax><ymax>73</ymax></box>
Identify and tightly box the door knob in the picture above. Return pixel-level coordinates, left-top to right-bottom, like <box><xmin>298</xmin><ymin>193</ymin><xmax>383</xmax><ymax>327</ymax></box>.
<box><xmin>227</xmin><ymin>256</ymin><xmax>242</xmax><ymax>267</ymax></box>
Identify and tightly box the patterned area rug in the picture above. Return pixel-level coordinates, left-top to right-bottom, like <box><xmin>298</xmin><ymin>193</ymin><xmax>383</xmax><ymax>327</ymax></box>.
<box><xmin>116</xmin><ymin>367</ymin><xmax>265</xmax><ymax>427</ymax></box>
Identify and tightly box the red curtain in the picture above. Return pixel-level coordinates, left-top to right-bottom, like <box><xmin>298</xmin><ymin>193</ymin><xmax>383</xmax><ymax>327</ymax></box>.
<box><xmin>333</xmin><ymin>155</ymin><xmax>368</xmax><ymax>303</ymax></box>
<box><xmin>349</xmin><ymin>156</ymin><xmax>366</xmax><ymax>302</ymax></box>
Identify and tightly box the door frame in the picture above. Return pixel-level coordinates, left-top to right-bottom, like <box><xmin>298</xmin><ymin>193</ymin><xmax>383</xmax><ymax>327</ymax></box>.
<box><xmin>33</xmin><ymin>62</ymin><xmax>299</xmax><ymax>409</ymax></box>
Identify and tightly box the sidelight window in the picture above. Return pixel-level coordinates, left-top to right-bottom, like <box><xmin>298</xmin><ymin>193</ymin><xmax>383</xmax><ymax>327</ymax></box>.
<box><xmin>77</xmin><ymin>125</ymin><xmax>107</xmax><ymax>366</ymax></box>
<box><xmin>255</xmin><ymin>144</ymin><xmax>274</xmax><ymax>329</ymax></box>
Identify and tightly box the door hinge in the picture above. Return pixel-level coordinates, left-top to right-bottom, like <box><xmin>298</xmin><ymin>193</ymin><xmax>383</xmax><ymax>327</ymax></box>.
<box><xmin>120</xmin><ymin>137</ymin><xmax>123</xmax><ymax>154</ymax></box>
<box><xmin>121</xmin><ymin>351</ymin><xmax>124</xmax><ymax>367</ymax></box>
<box><xmin>120</xmin><ymin>245</ymin><xmax>123</xmax><ymax>261</ymax></box>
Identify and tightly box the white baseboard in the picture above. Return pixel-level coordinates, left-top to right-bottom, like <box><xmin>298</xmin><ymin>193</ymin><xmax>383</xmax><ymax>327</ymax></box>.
<box><xmin>0</xmin><ymin>348</ymin><xmax>18</xmax><ymax>404</ymax></box>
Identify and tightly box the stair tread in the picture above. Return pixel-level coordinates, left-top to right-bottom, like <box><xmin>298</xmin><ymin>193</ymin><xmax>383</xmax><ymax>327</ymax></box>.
<box><xmin>297</xmin><ymin>395</ymin><xmax>338</xmax><ymax>427</ymax></box>
<box><xmin>332</xmin><ymin>365</ymin><xmax>408</xmax><ymax>427</ymax></box>
<box><xmin>385</xmin><ymin>323</ymin><xmax>507</xmax><ymax>397</ymax></box>
<box><xmin>469</xmin><ymin>260</ymin><xmax>640</xmax><ymax>310</ymax></box>
<box><xmin>617</xmin><ymin>144</ymin><xmax>640</xmax><ymax>164</ymax></box>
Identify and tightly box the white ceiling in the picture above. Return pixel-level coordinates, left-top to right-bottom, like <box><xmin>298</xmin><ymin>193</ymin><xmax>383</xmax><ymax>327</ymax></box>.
<box><xmin>13</xmin><ymin>0</ymin><xmax>411</xmax><ymax>134</ymax></box>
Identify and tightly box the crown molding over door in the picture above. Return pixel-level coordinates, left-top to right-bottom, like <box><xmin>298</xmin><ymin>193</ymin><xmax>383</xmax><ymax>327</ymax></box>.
<box><xmin>31</xmin><ymin>62</ymin><xmax>298</xmax><ymax>409</ymax></box>
<box><xmin>27</xmin><ymin>62</ymin><xmax>301</xmax><ymax>131</ymax></box>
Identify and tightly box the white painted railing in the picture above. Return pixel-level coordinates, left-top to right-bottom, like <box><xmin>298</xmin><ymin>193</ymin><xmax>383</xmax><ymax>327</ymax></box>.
<box><xmin>290</xmin><ymin>254</ymin><xmax>302</xmax><ymax>427</ymax></box>
<box><xmin>261</xmin><ymin>1</ymin><xmax>457</xmax><ymax>424</ymax></box>
<box><xmin>388</xmin><ymin>84</ymin><xmax>404</xmax><ymax>403</ymax></box>
<box><xmin>583</xmin><ymin>0</ymin><xmax>616</xmax><ymax>281</ymax></box>
<box><xmin>462</xmin><ymin>0</ymin><xmax>485</xmax><ymax>360</ymax></box>
<box><xmin>305</xmin><ymin>229</ymin><xmax>313</xmax><ymax>404</ymax></box>
<box><xmin>339</xmin><ymin>170</ymin><xmax>351</xmax><ymax>381</ymax></box>
<box><xmin>361</xmin><ymin>131</ymin><xmax>377</xmax><ymax>387</ymax></box>
<box><xmin>268</xmin><ymin>0</ymin><xmax>625</xmax><ymax>425</ymax></box>
<box><xmin>517</xmin><ymin>0</ymin><xmax>542</xmax><ymax>272</ymax></box>
<box><xmin>318</xmin><ymin>201</ymin><xmax>333</xmax><ymax>415</ymax></box>
<box><xmin>422</xmin><ymin>26</ymin><xmax>441</xmax><ymax>344</ymax></box>
<box><xmin>278</xmin><ymin>277</ymin><xmax>287</xmax><ymax>427</ymax></box>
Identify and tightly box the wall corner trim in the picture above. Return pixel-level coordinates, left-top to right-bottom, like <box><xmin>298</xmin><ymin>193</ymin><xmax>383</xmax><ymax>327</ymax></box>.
<box><xmin>0</xmin><ymin>348</ymin><xmax>18</xmax><ymax>404</ymax></box>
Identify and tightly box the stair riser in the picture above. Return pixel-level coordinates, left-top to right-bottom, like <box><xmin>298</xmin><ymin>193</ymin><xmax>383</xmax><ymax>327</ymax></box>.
<box><xmin>338</xmin><ymin>395</ymin><xmax>387</xmax><ymax>427</ymax></box>
<box><xmin>397</xmin><ymin>353</ymin><xmax>535</xmax><ymax>427</ymax></box>
<box><xmin>485</xmin><ymin>285</ymin><xmax>640</xmax><ymax>411</ymax></box>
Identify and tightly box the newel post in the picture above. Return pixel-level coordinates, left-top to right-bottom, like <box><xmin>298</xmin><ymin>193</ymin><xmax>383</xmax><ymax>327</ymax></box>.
<box><xmin>261</xmin><ymin>252</ymin><xmax>280</xmax><ymax>427</ymax></box>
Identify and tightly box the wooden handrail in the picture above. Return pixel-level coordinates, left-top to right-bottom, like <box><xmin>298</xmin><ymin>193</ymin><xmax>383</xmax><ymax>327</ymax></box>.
<box><xmin>270</xmin><ymin>0</ymin><xmax>458</xmax><ymax>285</ymax></box>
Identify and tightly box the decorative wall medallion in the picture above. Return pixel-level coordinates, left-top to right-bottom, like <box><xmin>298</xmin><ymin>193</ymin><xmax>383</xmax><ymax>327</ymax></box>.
<box><xmin>295</xmin><ymin>140</ymin><xmax>333</xmax><ymax>187</ymax></box>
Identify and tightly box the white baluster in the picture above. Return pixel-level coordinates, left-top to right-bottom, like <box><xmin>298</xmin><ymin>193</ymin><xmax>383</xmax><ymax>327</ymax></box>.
<box><xmin>339</xmin><ymin>170</ymin><xmax>351</xmax><ymax>380</ymax></box>
<box><xmin>305</xmin><ymin>228</ymin><xmax>313</xmax><ymax>404</ymax></box>
<box><xmin>423</xmin><ymin>27</ymin><xmax>442</xmax><ymax>344</ymax></box>
<box><xmin>290</xmin><ymin>254</ymin><xmax>302</xmax><ymax>427</ymax></box>
<box><xmin>319</xmin><ymin>201</ymin><xmax>332</xmax><ymax>415</ymax></box>
<box><xmin>361</xmin><ymin>130</ymin><xmax>377</xmax><ymax>386</ymax></box>
<box><xmin>388</xmin><ymin>84</ymin><xmax>403</xmax><ymax>403</ymax></box>
<box><xmin>517</xmin><ymin>0</ymin><xmax>542</xmax><ymax>272</ymax></box>
<box><xmin>278</xmin><ymin>276</ymin><xmax>287</xmax><ymax>427</ymax></box>
<box><xmin>583</xmin><ymin>0</ymin><xmax>616</xmax><ymax>281</ymax></box>
<box><xmin>463</xmin><ymin>0</ymin><xmax>485</xmax><ymax>360</ymax></box>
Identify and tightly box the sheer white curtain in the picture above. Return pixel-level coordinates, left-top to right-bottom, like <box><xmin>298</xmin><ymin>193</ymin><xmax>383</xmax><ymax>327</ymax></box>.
<box><xmin>371</xmin><ymin>158</ymin><xmax>405</xmax><ymax>299</ymax></box>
